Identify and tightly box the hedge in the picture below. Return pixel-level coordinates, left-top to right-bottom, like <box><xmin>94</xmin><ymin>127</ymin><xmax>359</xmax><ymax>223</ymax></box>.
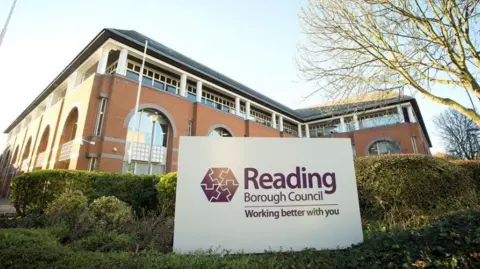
<box><xmin>354</xmin><ymin>155</ymin><xmax>478</xmax><ymax>226</ymax></box>
<box><xmin>453</xmin><ymin>160</ymin><xmax>480</xmax><ymax>191</ymax></box>
<box><xmin>10</xmin><ymin>170</ymin><xmax>177</xmax><ymax>216</ymax></box>
<box><xmin>1</xmin><ymin>210</ymin><xmax>480</xmax><ymax>268</ymax></box>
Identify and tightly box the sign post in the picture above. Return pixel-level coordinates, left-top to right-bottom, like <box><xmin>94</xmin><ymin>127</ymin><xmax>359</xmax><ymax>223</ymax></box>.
<box><xmin>174</xmin><ymin>137</ymin><xmax>363</xmax><ymax>254</ymax></box>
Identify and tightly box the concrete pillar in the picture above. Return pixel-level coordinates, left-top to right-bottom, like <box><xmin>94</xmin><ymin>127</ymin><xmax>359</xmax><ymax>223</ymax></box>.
<box><xmin>298</xmin><ymin>124</ymin><xmax>302</xmax><ymax>137</ymax></box>
<box><xmin>339</xmin><ymin>117</ymin><xmax>345</xmax><ymax>133</ymax></box>
<box><xmin>353</xmin><ymin>114</ymin><xmax>360</xmax><ymax>130</ymax></box>
<box><xmin>179</xmin><ymin>74</ymin><xmax>187</xmax><ymax>97</ymax></box>
<box><xmin>235</xmin><ymin>97</ymin><xmax>241</xmax><ymax>115</ymax></box>
<box><xmin>196</xmin><ymin>81</ymin><xmax>203</xmax><ymax>103</ymax></box>
<box><xmin>305</xmin><ymin>124</ymin><xmax>310</xmax><ymax>138</ymax></box>
<box><xmin>397</xmin><ymin>105</ymin><xmax>405</xmax><ymax>122</ymax></box>
<box><xmin>116</xmin><ymin>48</ymin><xmax>129</xmax><ymax>75</ymax></box>
<box><xmin>407</xmin><ymin>105</ymin><xmax>416</xmax><ymax>123</ymax></box>
<box><xmin>96</xmin><ymin>47</ymin><xmax>110</xmax><ymax>74</ymax></box>
<box><xmin>279</xmin><ymin>116</ymin><xmax>284</xmax><ymax>132</ymax></box>
<box><xmin>272</xmin><ymin>112</ymin><xmax>277</xmax><ymax>129</ymax></box>
<box><xmin>245</xmin><ymin>102</ymin><xmax>251</xmax><ymax>120</ymax></box>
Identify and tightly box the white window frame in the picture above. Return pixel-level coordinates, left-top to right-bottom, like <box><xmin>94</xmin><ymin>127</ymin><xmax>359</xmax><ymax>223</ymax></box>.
<box><xmin>87</xmin><ymin>157</ymin><xmax>97</xmax><ymax>171</ymax></box>
<box><xmin>94</xmin><ymin>98</ymin><xmax>108</xmax><ymax>136</ymax></box>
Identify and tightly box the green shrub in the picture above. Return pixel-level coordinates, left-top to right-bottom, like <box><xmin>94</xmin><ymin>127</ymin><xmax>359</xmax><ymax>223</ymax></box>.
<box><xmin>10</xmin><ymin>170</ymin><xmax>92</xmax><ymax>216</ymax></box>
<box><xmin>120</xmin><ymin>211</ymin><xmax>174</xmax><ymax>253</ymax></box>
<box><xmin>1</xmin><ymin>211</ymin><xmax>480</xmax><ymax>268</ymax></box>
<box><xmin>45</xmin><ymin>190</ymin><xmax>88</xmax><ymax>228</ymax></box>
<box><xmin>88</xmin><ymin>172</ymin><xmax>159</xmax><ymax>214</ymax></box>
<box><xmin>83</xmin><ymin>196</ymin><xmax>133</xmax><ymax>231</ymax></box>
<box><xmin>10</xmin><ymin>170</ymin><xmax>159</xmax><ymax>216</ymax></box>
<box><xmin>355</xmin><ymin>155</ymin><xmax>478</xmax><ymax>226</ymax></box>
<box><xmin>453</xmin><ymin>160</ymin><xmax>480</xmax><ymax>191</ymax></box>
<box><xmin>72</xmin><ymin>230</ymin><xmax>134</xmax><ymax>252</ymax></box>
<box><xmin>0</xmin><ymin>228</ymin><xmax>66</xmax><ymax>268</ymax></box>
<box><xmin>156</xmin><ymin>172</ymin><xmax>177</xmax><ymax>216</ymax></box>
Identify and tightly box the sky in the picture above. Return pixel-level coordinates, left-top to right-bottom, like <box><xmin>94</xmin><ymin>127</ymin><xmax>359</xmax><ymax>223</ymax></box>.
<box><xmin>0</xmin><ymin>0</ymin><xmax>478</xmax><ymax>153</ymax></box>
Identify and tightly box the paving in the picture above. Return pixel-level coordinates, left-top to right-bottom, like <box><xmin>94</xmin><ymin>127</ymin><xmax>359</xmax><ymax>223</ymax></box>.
<box><xmin>0</xmin><ymin>198</ymin><xmax>15</xmax><ymax>217</ymax></box>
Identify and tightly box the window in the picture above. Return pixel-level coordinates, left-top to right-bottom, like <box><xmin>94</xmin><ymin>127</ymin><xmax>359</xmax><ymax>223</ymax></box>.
<box><xmin>358</xmin><ymin>108</ymin><xmax>401</xmax><ymax>129</ymax></box>
<box><xmin>368</xmin><ymin>140</ymin><xmax>401</xmax><ymax>155</ymax></box>
<box><xmin>411</xmin><ymin>136</ymin><xmax>418</xmax><ymax>153</ymax></box>
<box><xmin>209</xmin><ymin>127</ymin><xmax>232</xmax><ymax>137</ymax></box>
<box><xmin>309</xmin><ymin>119</ymin><xmax>341</xmax><ymax>137</ymax></box>
<box><xmin>201</xmin><ymin>89</ymin><xmax>235</xmax><ymax>112</ymax></box>
<box><xmin>283</xmin><ymin>121</ymin><xmax>299</xmax><ymax>136</ymax></box>
<box><xmin>188</xmin><ymin>120</ymin><xmax>193</xmax><ymax>136</ymax></box>
<box><xmin>250</xmin><ymin>108</ymin><xmax>272</xmax><ymax>127</ymax></box>
<box><xmin>94</xmin><ymin>98</ymin><xmax>107</xmax><ymax>136</ymax></box>
<box><xmin>126</xmin><ymin>60</ymin><xmax>179</xmax><ymax>93</ymax></box>
<box><xmin>87</xmin><ymin>157</ymin><xmax>97</xmax><ymax>171</ymax></box>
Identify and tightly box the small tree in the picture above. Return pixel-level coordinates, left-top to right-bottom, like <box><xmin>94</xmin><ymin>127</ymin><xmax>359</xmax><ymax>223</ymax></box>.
<box><xmin>299</xmin><ymin>0</ymin><xmax>480</xmax><ymax>125</ymax></box>
<box><xmin>434</xmin><ymin>108</ymin><xmax>479</xmax><ymax>160</ymax></box>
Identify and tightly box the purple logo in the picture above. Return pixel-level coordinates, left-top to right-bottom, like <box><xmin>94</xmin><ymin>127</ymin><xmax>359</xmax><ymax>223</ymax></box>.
<box><xmin>200</xmin><ymin>168</ymin><xmax>239</xmax><ymax>202</ymax></box>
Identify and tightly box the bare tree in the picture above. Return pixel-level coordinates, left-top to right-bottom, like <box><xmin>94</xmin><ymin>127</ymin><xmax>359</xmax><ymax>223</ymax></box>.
<box><xmin>299</xmin><ymin>0</ymin><xmax>480</xmax><ymax>125</ymax></box>
<box><xmin>434</xmin><ymin>108</ymin><xmax>479</xmax><ymax>160</ymax></box>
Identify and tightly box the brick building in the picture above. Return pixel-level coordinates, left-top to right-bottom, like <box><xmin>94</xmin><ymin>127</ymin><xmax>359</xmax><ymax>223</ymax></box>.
<box><xmin>0</xmin><ymin>28</ymin><xmax>431</xmax><ymax>196</ymax></box>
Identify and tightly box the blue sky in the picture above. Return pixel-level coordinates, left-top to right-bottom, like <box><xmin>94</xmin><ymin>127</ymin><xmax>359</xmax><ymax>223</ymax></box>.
<box><xmin>0</xmin><ymin>0</ymin><xmax>478</xmax><ymax>153</ymax></box>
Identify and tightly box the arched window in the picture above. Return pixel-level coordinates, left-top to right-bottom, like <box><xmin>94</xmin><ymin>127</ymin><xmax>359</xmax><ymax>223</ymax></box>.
<box><xmin>209</xmin><ymin>127</ymin><xmax>232</xmax><ymax>137</ymax></box>
<box><xmin>123</xmin><ymin>109</ymin><xmax>171</xmax><ymax>175</ymax></box>
<box><xmin>368</xmin><ymin>140</ymin><xmax>401</xmax><ymax>155</ymax></box>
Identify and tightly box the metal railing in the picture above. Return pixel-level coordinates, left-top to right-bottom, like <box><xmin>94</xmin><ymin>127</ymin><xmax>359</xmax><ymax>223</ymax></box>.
<box><xmin>58</xmin><ymin>140</ymin><xmax>74</xmax><ymax>162</ymax></box>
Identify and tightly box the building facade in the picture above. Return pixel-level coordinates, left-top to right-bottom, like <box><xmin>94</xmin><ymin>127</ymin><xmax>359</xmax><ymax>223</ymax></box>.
<box><xmin>0</xmin><ymin>29</ymin><xmax>431</xmax><ymax>196</ymax></box>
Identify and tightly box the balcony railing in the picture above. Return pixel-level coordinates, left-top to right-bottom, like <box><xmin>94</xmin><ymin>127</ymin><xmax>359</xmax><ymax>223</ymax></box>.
<box><xmin>126</xmin><ymin>142</ymin><xmax>167</xmax><ymax>165</ymax></box>
<box><xmin>36</xmin><ymin>151</ymin><xmax>46</xmax><ymax>167</ymax></box>
<box><xmin>58</xmin><ymin>140</ymin><xmax>74</xmax><ymax>162</ymax></box>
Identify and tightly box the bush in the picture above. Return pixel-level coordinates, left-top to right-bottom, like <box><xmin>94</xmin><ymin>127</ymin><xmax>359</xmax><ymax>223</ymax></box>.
<box><xmin>83</xmin><ymin>196</ymin><xmax>133</xmax><ymax>231</ymax></box>
<box><xmin>72</xmin><ymin>230</ymin><xmax>134</xmax><ymax>252</ymax></box>
<box><xmin>355</xmin><ymin>155</ymin><xmax>478</xmax><ymax>226</ymax></box>
<box><xmin>156</xmin><ymin>172</ymin><xmax>177</xmax><ymax>216</ymax></box>
<box><xmin>10</xmin><ymin>170</ymin><xmax>92</xmax><ymax>216</ymax></box>
<box><xmin>120</xmin><ymin>211</ymin><xmax>174</xmax><ymax>253</ymax></box>
<box><xmin>10</xmin><ymin>170</ymin><xmax>159</xmax><ymax>216</ymax></box>
<box><xmin>453</xmin><ymin>160</ymin><xmax>480</xmax><ymax>191</ymax></box>
<box><xmin>1</xmin><ymin>211</ymin><xmax>480</xmax><ymax>268</ymax></box>
<box><xmin>45</xmin><ymin>190</ymin><xmax>88</xmax><ymax>229</ymax></box>
<box><xmin>0</xmin><ymin>228</ymin><xmax>66</xmax><ymax>268</ymax></box>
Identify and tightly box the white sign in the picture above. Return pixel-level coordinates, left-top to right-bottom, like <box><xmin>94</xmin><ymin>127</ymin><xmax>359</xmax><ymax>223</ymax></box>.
<box><xmin>174</xmin><ymin>137</ymin><xmax>363</xmax><ymax>254</ymax></box>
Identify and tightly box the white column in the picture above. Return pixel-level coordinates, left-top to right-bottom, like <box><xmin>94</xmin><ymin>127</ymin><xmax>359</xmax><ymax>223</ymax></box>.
<box><xmin>245</xmin><ymin>101</ymin><xmax>251</xmax><ymax>120</ymax></box>
<box><xmin>116</xmin><ymin>48</ymin><xmax>129</xmax><ymax>76</ymax></box>
<box><xmin>279</xmin><ymin>116</ymin><xmax>284</xmax><ymax>132</ymax></box>
<box><xmin>235</xmin><ymin>97</ymin><xmax>241</xmax><ymax>115</ymax></box>
<box><xmin>298</xmin><ymin>124</ymin><xmax>302</xmax><ymax>137</ymax></box>
<box><xmin>272</xmin><ymin>112</ymin><xmax>277</xmax><ymax>129</ymax></box>
<box><xmin>353</xmin><ymin>114</ymin><xmax>360</xmax><ymax>130</ymax></box>
<box><xmin>97</xmin><ymin>47</ymin><xmax>110</xmax><ymax>74</ymax></box>
<box><xmin>305</xmin><ymin>124</ymin><xmax>310</xmax><ymax>138</ymax></box>
<box><xmin>179</xmin><ymin>74</ymin><xmax>187</xmax><ymax>97</ymax></box>
<box><xmin>340</xmin><ymin>117</ymin><xmax>345</xmax><ymax>133</ymax></box>
<box><xmin>407</xmin><ymin>105</ymin><xmax>416</xmax><ymax>123</ymax></box>
<box><xmin>397</xmin><ymin>105</ymin><xmax>405</xmax><ymax>123</ymax></box>
<box><xmin>196</xmin><ymin>81</ymin><xmax>203</xmax><ymax>103</ymax></box>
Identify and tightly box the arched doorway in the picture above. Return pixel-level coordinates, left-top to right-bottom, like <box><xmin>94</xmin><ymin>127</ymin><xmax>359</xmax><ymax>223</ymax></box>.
<box><xmin>209</xmin><ymin>127</ymin><xmax>232</xmax><ymax>137</ymax></box>
<box><xmin>123</xmin><ymin>109</ymin><xmax>171</xmax><ymax>175</ymax></box>
<box><xmin>0</xmin><ymin>146</ymin><xmax>18</xmax><ymax>197</ymax></box>
<box><xmin>57</xmin><ymin>108</ymin><xmax>79</xmax><ymax>168</ymax></box>
<box><xmin>34</xmin><ymin>126</ymin><xmax>50</xmax><ymax>169</ymax></box>
<box><xmin>20</xmin><ymin>138</ymin><xmax>32</xmax><ymax>172</ymax></box>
